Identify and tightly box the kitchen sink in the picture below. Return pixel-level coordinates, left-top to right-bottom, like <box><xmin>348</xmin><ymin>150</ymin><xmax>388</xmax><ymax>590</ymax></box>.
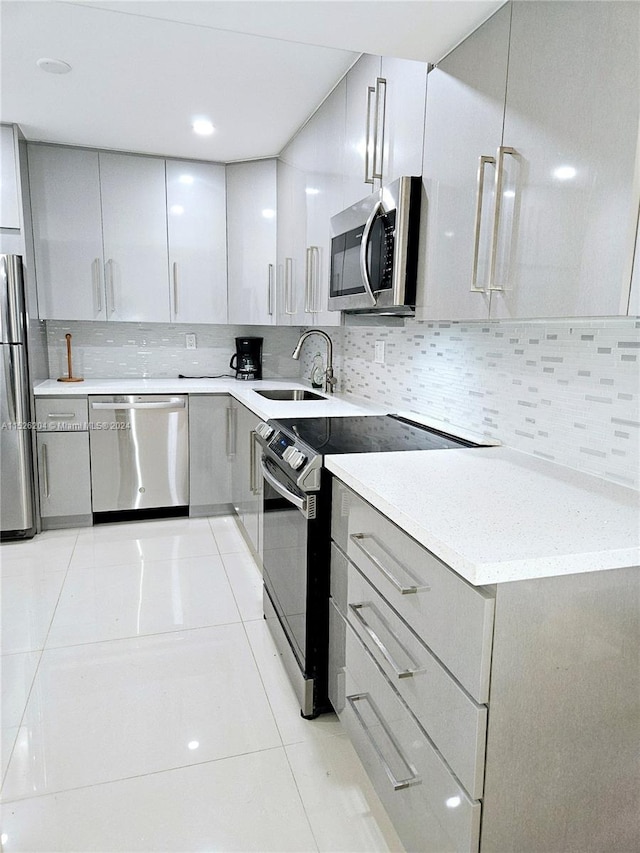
<box><xmin>254</xmin><ymin>389</ymin><xmax>325</xmax><ymax>401</ymax></box>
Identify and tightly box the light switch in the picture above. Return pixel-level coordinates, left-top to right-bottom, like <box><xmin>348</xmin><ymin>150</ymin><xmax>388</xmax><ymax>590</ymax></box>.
<box><xmin>374</xmin><ymin>340</ymin><xmax>385</xmax><ymax>364</ymax></box>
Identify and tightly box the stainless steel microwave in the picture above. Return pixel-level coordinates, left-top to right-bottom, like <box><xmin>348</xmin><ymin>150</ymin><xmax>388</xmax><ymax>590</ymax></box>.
<box><xmin>329</xmin><ymin>176</ymin><xmax>421</xmax><ymax>315</ymax></box>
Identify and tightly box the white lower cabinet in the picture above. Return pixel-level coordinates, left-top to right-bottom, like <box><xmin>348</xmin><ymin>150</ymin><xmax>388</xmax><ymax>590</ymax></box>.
<box><xmin>188</xmin><ymin>395</ymin><xmax>233</xmax><ymax>516</ymax></box>
<box><xmin>330</xmin><ymin>479</ymin><xmax>640</xmax><ymax>852</ymax></box>
<box><xmin>35</xmin><ymin>398</ymin><xmax>92</xmax><ymax>529</ymax></box>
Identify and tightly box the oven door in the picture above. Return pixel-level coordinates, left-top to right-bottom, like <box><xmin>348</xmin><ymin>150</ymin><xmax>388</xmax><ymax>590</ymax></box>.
<box><xmin>261</xmin><ymin>456</ymin><xmax>313</xmax><ymax>673</ymax></box>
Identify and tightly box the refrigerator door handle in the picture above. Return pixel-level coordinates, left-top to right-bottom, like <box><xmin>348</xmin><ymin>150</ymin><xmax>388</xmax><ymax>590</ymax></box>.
<box><xmin>2</xmin><ymin>346</ymin><xmax>17</xmax><ymax>422</ymax></box>
<box><xmin>0</xmin><ymin>254</ymin><xmax>26</xmax><ymax>344</ymax></box>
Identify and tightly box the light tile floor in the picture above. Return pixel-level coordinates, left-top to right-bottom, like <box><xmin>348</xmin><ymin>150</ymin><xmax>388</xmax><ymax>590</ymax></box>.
<box><xmin>0</xmin><ymin>515</ymin><xmax>404</xmax><ymax>852</ymax></box>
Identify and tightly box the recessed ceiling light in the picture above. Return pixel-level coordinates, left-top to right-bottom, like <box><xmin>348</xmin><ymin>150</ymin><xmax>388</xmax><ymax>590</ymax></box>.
<box><xmin>553</xmin><ymin>165</ymin><xmax>577</xmax><ymax>181</ymax></box>
<box><xmin>37</xmin><ymin>57</ymin><xmax>72</xmax><ymax>75</ymax></box>
<box><xmin>192</xmin><ymin>119</ymin><xmax>214</xmax><ymax>136</ymax></box>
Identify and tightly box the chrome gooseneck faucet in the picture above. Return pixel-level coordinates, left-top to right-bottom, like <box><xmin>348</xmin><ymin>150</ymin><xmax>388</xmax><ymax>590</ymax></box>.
<box><xmin>292</xmin><ymin>329</ymin><xmax>337</xmax><ymax>394</ymax></box>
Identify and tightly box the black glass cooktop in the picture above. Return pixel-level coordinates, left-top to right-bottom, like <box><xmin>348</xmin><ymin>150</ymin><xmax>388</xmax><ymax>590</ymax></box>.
<box><xmin>275</xmin><ymin>415</ymin><xmax>476</xmax><ymax>455</ymax></box>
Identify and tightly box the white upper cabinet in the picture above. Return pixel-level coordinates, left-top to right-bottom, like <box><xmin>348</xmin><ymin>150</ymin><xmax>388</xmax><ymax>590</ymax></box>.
<box><xmin>227</xmin><ymin>159</ymin><xmax>277</xmax><ymax>325</ymax></box>
<box><xmin>100</xmin><ymin>153</ymin><xmax>170</xmax><ymax>322</ymax></box>
<box><xmin>418</xmin><ymin>4</ymin><xmax>511</xmax><ymax>321</ymax></box>
<box><xmin>344</xmin><ymin>54</ymin><xmax>427</xmax><ymax>208</ymax></box>
<box><xmin>419</xmin><ymin>0</ymin><xmax>639</xmax><ymax>322</ymax></box>
<box><xmin>343</xmin><ymin>54</ymin><xmax>382</xmax><ymax>207</ymax></box>
<box><xmin>276</xmin><ymin>157</ymin><xmax>307</xmax><ymax>325</ymax></box>
<box><xmin>166</xmin><ymin>160</ymin><xmax>227</xmax><ymax>324</ymax></box>
<box><xmin>0</xmin><ymin>125</ymin><xmax>21</xmax><ymax>229</ymax></box>
<box><xmin>379</xmin><ymin>56</ymin><xmax>428</xmax><ymax>186</ymax></box>
<box><xmin>29</xmin><ymin>144</ymin><xmax>107</xmax><ymax>320</ymax></box>
<box><xmin>278</xmin><ymin>78</ymin><xmax>346</xmax><ymax>327</ymax></box>
<box><xmin>629</xmin><ymin>217</ymin><xmax>639</xmax><ymax>316</ymax></box>
<box><xmin>491</xmin><ymin>0</ymin><xmax>639</xmax><ymax>319</ymax></box>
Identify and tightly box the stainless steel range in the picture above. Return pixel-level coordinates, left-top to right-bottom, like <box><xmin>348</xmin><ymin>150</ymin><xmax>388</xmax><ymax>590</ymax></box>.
<box><xmin>255</xmin><ymin>414</ymin><xmax>480</xmax><ymax>719</ymax></box>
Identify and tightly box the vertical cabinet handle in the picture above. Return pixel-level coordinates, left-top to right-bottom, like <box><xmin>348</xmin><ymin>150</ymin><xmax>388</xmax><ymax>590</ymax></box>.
<box><xmin>225</xmin><ymin>407</ymin><xmax>235</xmax><ymax>459</ymax></box>
<box><xmin>105</xmin><ymin>259</ymin><xmax>116</xmax><ymax>314</ymax></box>
<box><xmin>41</xmin><ymin>443</ymin><xmax>50</xmax><ymax>499</ymax></box>
<box><xmin>470</xmin><ymin>155</ymin><xmax>496</xmax><ymax>293</ymax></box>
<box><xmin>364</xmin><ymin>85</ymin><xmax>376</xmax><ymax>185</ymax></box>
<box><xmin>304</xmin><ymin>248</ymin><xmax>312</xmax><ymax>313</ymax></box>
<box><xmin>372</xmin><ymin>77</ymin><xmax>387</xmax><ymax>182</ymax></box>
<box><xmin>285</xmin><ymin>257</ymin><xmax>295</xmax><ymax>315</ymax></box>
<box><xmin>92</xmin><ymin>258</ymin><xmax>102</xmax><ymax>312</ymax></box>
<box><xmin>172</xmin><ymin>261</ymin><xmax>179</xmax><ymax>316</ymax></box>
<box><xmin>249</xmin><ymin>430</ymin><xmax>261</xmax><ymax>495</ymax></box>
<box><xmin>488</xmin><ymin>146</ymin><xmax>518</xmax><ymax>293</ymax></box>
<box><xmin>311</xmin><ymin>246</ymin><xmax>321</xmax><ymax>313</ymax></box>
<box><xmin>267</xmin><ymin>264</ymin><xmax>274</xmax><ymax>316</ymax></box>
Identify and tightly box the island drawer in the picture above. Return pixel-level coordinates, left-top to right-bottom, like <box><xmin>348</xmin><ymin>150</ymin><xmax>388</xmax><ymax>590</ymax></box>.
<box><xmin>339</xmin><ymin>610</ymin><xmax>481</xmax><ymax>853</ymax></box>
<box><xmin>345</xmin><ymin>557</ymin><xmax>488</xmax><ymax>799</ymax></box>
<box><xmin>332</xmin><ymin>480</ymin><xmax>495</xmax><ymax>703</ymax></box>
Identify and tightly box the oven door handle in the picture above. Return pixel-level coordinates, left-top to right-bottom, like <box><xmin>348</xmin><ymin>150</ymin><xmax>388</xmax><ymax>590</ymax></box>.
<box><xmin>260</xmin><ymin>458</ymin><xmax>311</xmax><ymax>518</ymax></box>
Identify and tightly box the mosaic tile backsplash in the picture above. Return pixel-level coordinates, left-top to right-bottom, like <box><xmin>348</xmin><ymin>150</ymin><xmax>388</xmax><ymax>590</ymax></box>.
<box><xmin>46</xmin><ymin>322</ymin><xmax>305</xmax><ymax>382</ymax></box>
<box><xmin>46</xmin><ymin>316</ymin><xmax>640</xmax><ymax>488</ymax></box>
<box><xmin>334</xmin><ymin>316</ymin><xmax>640</xmax><ymax>488</ymax></box>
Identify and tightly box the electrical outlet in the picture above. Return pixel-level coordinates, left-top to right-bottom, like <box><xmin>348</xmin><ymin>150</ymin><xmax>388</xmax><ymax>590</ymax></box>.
<box><xmin>374</xmin><ymin>340</ymin><xmax>385</xmax><ymax>364</ymax></box>
<box><xmin>185</xmin><ymin>334</ymin><xmax>197</xmax><ymax>350</ymax></box>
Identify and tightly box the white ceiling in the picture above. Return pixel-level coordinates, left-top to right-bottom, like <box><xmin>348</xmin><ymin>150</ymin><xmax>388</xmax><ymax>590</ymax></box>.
<box><xmin>0</xmin><ymin>0</ymin><xmax>502</xmax><ymax>162</ymax></box>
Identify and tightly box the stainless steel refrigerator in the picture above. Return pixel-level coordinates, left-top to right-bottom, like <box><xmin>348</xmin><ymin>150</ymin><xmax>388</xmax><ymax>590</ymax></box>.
<box><xmin>1</xmin><ymin>254</ymin><xmax>35</xmax><ymax>539</ymax></box>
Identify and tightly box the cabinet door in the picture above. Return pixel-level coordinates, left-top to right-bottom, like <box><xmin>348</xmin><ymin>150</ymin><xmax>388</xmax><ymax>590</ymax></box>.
<box><xmin>231</xmin><ymin>402</ymin><xmax>262</xmax><ymax>557</ymax></box>
<box><xmin>343</xmin><ymin>54</ymin><xmax>382</xmax><ymax>208</ymax></box>
<box><xmin>276</xmin><ymin>158</ymin><xmax>306</xmax><ymax>325</ymax></box>
<box><xmin>99</xmin><ymin>152</ymin><xmax>170</xmax><ymax>322</ymax></box>
<box><xmin>189</xmin><ymin>395</ymin><xmax>233</xmax><ymax>515</ymax></box>
<box><xmin>166</xmin><ymin>160</ymin><xmax>227</xmax><ymax>324</ymax></box>
<box><xmin>417</xmin><ymin>4</ymin><xmax>511</xmax><ymax>321</ymax></box>
<box><xmin>305</xmin><ymin>79</ymin><xmax>345</xmax><ymax>326</ymax></box>
<box><xmin>629</xmin><ymin>216</ymin><xmax>639</xmax><ymax>315</ymax></box>
<box><xmin>380</xmin><ymin>57</ymin><xmax>427</xmax><ymax>185</ymax></box>
<box><xmin>227</xmin><ymin>159</ymin><xmax>277</xmax><ymax>325</ymax></box>
<box><xmin>0</xmin><ymin>125</ymin><xmax>20</xmax><ymax>229</ymax></box>
<box><xmin>491</xmin><ymin>0</ymin><xmax>640</xmax><ymax>319</ymax></box>
<box><xmin>28</xmin><ymin>145</ymin><xmax>106</xmax><ymax>320</ymax></box>
<box><xmin>37</xmin><ymin>432</ymin><xmax>92</xmax><ymax>520</ymax></box>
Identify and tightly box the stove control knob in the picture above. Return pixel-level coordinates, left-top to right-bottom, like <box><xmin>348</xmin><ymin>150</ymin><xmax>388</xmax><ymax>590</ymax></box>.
<box><xmin>288</xmin><ymin>450</ymin><xmax>306</xmax><ymax>470</ymax></box>
<box><xmin>282</xmin><ymin>446</ymin><xmax>297</xmax><ymax>464</ymax></box>
<box><xmin>256</xmin><ymin>421</ymin><xmax>274</xmax><ymax>440</ymax></box>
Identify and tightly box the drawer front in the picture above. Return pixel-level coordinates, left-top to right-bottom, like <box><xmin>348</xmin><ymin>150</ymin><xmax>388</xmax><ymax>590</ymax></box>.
<box><xmin>347</xmin><ymin>560</ymin><xmax>487</xmax><ymax>800</ymax></box>
<box><xmin>35</xmin><ymin>397</ymin><xmax>88</xmax><ymax>431</ymax></box>
<box><xmin>328</xmin><ymin>599</ymin><xmax>346</xmax><ymax>714</ymax></box>
<box><xmin>334</xmin><ymin>481</ymin><xmax>495</xmax><ymax>703</ymax></box>
<box><xmin>340</xmin><ymin>614</ymin><xmax>481</xmax><ymax>853</ymax></box>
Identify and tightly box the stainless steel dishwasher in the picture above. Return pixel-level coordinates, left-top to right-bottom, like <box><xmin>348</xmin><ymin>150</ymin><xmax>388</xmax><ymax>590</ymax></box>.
<box><xmin>89</xmin><ymin>395</ymin><xmax>189</xmax><ymax>514</ymax></box>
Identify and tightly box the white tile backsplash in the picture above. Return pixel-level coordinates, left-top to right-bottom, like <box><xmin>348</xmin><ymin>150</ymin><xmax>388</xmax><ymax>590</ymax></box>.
<box><xmin>335</xmin><ymin>317</ymin><xmax>640</xmax><ymax>488</ymax></box>
<box><xmin>46</xmin><ymin>316</ymin><xmax>640</xmax><ymax>488</ymax></box>
<box><xmin>45</xmin><ymin>321</ymin><xmax>304</xmax><ymax>381</ymax></box>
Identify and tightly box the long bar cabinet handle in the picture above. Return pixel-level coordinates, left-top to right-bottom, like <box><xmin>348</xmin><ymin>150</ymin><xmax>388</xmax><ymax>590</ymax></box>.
<box><xmin>311</xmin><ymin>246</ymin><xmax>321</xmax><ymax>313</ymax></box>
<box><xmin>304</xmin><ymin>248</ymin><xmax>312</xmax><ymax>313</ymax></box>
<box><xmin>106</xmin><ymin>259</ymin><xmax>116</xmax><ymax>314</ymax></box>
<box><xmin>267</xmin><ymin>264</ymin><xmax>274</xmax><ymax>316</ymax></box>
<box><xmin>470</xmin><ymin>155</ymin><xmax>496</xmax><ymax>293</ymax></box>
<box><xmin>372</xmin><ymin>77</ymin><xmax>387</xmax><ymax>182</ymax></box>
<box><xmin>349</xmin><ymin>603</ymin><xmax>421</xmax><ymax>679</ymax></box>
<box><xmin>172</xmin><ymin>261</ymin><xmax>179</xmax><ymax>316</ymax></box>
<box><xmin>350</xmin><ymin>533</ymin><xmax>431</xmax><ymax>595</ymax></box>
<box><xmin>93</xmin><ymin>258</ymin><xmax>102</xmax><ymax>312</ymax></box>
<box><xmin>488</xmin><ymin>146</ymin><xmax>518</xmax><ymax>292</ymax></box>
<box><xmin>41</xmin><ymin>443</ymin><xmax>50</xmax><ymax>499</ymax></box>
<box><xmin>226</xmin><ymin>406</ymin><xmax>236</xmax><ymax>459</ymax></box>
<box><xmin>347</xmin><ymin>693</ymin><xmax>420</xmax><ymax>791</ymax></box>
<box><xmin>285</xmin><ymin>257</ymin><xmax>295</xmax><ymax>315</ymax></box>
<box><xmin>364</xmin><ymin>85</ymin><xmax>376</xmax><ymax>185</ymax></box>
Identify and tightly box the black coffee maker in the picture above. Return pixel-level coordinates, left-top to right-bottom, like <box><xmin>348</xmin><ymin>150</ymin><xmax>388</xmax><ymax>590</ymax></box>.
<box><xmin>230</xmin><ymin>336</ymin><xmax>263</xmax><ymax>381</ymax></box>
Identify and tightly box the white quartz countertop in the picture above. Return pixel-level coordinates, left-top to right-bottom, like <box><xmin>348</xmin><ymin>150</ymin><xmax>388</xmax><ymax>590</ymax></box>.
<box><xmin>325</xmin><ymin>447</ymin><xmax>640</xmax><ymax>586</ymax></box>
<box><xmin>33</xmin><ymin>378</ymin><xmax>387</xmax><ymax>421</ymax></box>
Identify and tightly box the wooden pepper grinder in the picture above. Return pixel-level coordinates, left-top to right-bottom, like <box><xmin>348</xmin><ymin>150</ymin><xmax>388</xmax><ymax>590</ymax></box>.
<box><xmin>57</xmin><ymin>333</ymin><xmax>84</xmax><ymax>383</ymax></box>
